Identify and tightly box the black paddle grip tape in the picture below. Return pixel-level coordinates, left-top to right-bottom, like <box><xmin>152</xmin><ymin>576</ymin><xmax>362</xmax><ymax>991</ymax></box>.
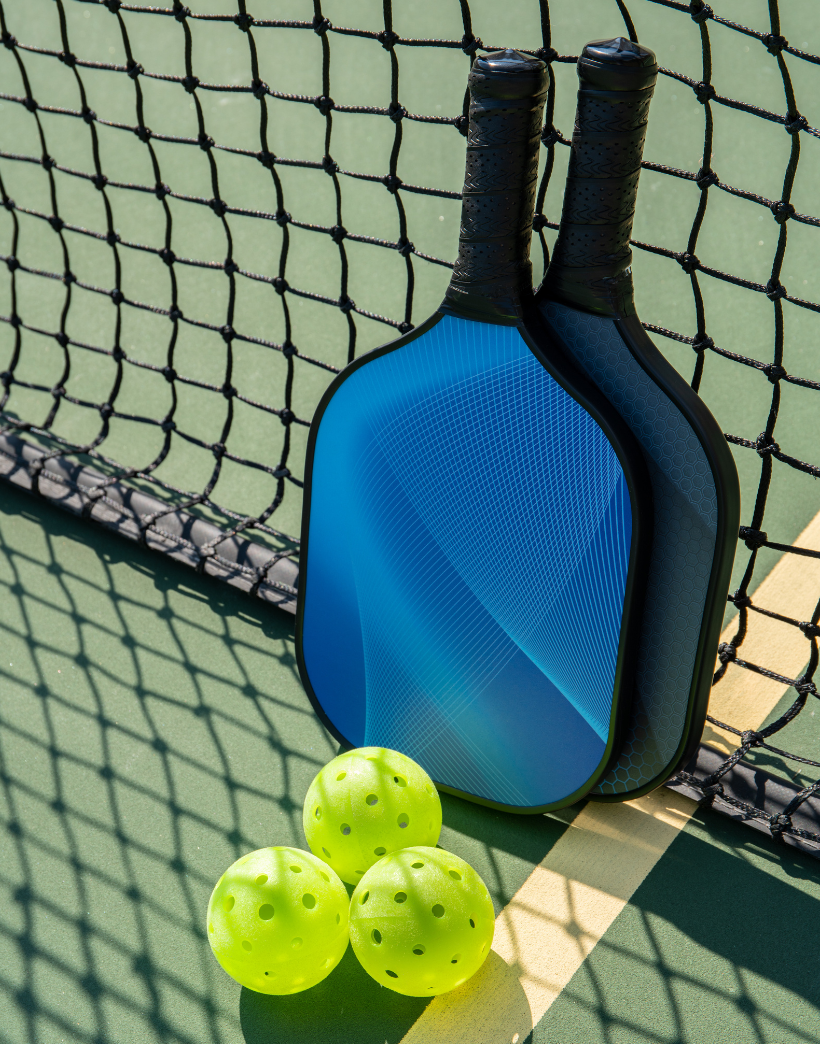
<box><xmin>441</xmin><ymin>49</ymin><xmax>547</xmax><ymax>324</ymax></box>
<box><xmin>542</xmin><ymin>38</ymin><xmax>658</xmax><ymax>318</ymax></box>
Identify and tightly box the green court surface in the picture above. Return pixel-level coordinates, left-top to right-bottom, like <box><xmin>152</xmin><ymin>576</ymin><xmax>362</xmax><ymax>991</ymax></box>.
<box><xmin>2</xmin><ymin>1</ymin><xmax>820</xmax><ymax>1042</ymax></box>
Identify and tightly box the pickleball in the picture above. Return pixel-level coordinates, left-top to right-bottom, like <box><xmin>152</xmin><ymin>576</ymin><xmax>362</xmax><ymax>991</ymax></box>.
<box><xmin>348</xmin><ymin>846</ymin><xmax>495</xmax><ymax>996</ymax></box>
<box><xmin>303</xmin><ymin>747</ymin><xmax>442</xmax><ymax>885</ymax></box>
<box><xmin>207</xmin><ymin>846</ymin><xmax>349</xmax><ymax>995</ymax></box>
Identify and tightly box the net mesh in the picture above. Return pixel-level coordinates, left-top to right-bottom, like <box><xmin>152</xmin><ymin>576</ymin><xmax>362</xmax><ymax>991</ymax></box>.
<box><xmin>1</xmin><ymin>0</ymin><xmax>820</xmax><ymax>852</ymax></box>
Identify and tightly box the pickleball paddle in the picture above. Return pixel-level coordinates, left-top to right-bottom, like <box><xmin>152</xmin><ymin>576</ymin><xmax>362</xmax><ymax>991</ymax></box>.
<box><xmin>535</xmin><ymin>38</ymin><xmax>740</xmax><ymax>800</ymax></box>
<box><xmin>296</xmin><ymin>48</ymin><xmax>654</xmax><ymax>812</ymax></box>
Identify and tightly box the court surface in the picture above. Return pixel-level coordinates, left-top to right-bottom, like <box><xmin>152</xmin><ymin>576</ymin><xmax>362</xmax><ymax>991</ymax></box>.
<box><xmin>2</xmin><ymin>1</ymin><xmax>820</xmax><ymax>1042</ymax></box>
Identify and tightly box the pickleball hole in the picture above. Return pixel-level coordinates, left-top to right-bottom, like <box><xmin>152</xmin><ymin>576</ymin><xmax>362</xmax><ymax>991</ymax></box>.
<box><xmin>255</xmin><ymin>874</ymin><xmax>268</xmax><ymax>886</ymax></box>
<box><xmin>355</xmin><ymin>869</ymin><xmax>364</xmax><ymax>875</ymax></box>
<box><xmin>223</xmin><ymin>896</ymin><xmax>235</xmax><ymax>912</ymax></box>
<box><xmin>394</xmin><ymin>891</ymin><xmax>407</xmax><ymax>904</ymax></box>
<box><xmin>258</xmin><ymin>904</ymin><xmax>275</xmax><ymax>920</ymax></box>
<box><xmin>425</xmin><ymin>784</ymin><xmax>432</xmax><ymax>793</ymax></box>
<box><xmin>449</xmin><ymin>870</ymin><xmax>462</xmax><ymax>881</ymax></box>
<box><xmin>314</xmin><ymin>806</ymin><xmax>322</xmax><ymax>820</ymax></box>
<box><xmin>412</xmin><ymin>945</ymin><xmax>426</xmax><ymax>956</ymax></box>
<box><xmin>374</xmin><ymin>847</ymin><xmax>386</xmax><ymax>856</ymax></box>
<box><xmin>242</xmin><ymin>941</ymin><xmax>252</xmax><ymax>951</ymax></box>
<box><xmin>432</xmin><ymin>904</ymin><xmax>445</xmax><ymax>918</ymax></box>
<box><xmin>302</xmin><ymin>894</ymin><xmax>316</xmax><ymax>909</ymax></box>
<box><xmin>319</xmin><ymin>871</ymin><xmax>330</xmax><ymax>882</ymax></box>
<box><xmin>366</xmin><ymin>793</ymin><xmax>378</xmax><ymax>806</ymax></box>
<box><xmin>393</xmin><ymin>775</ymin><xmax>407</xmax><ymax>787</ymax></box>
<box><xmin>322</xmin><ymin>847</ymin><xmax>331</xmax><ymax>858</ymax></box>
<box><xmin>397</xmin><ymin>813</ymin><xmax>410</xmax><ymax>829</ymax></box>
<box><xmin>411</xmin><ymin>861</ymin><xmax>424</xmax><ymax>868</ymax></box>
<box><xmin>451</xmin><ymin>954</ymin><xmax>461</xmax><ymax>964</ymax></box>
<box><xmin>371</xmin><ymin>929</ymin><xmax>382</xmax><ymax>945</ymax></box>
<box><xmin>386</xmin><ymin>970</ymin><xmax>398</xmax><ymax>978</ymax></box>
<box><xmin>336</xmin><ymin>772</ymin><xmax>346</xmax><ymax>781</ymax></box>
<box><xmin>360</xmin><ymin>890</ymin><xmax>370</xmax><ymax>905</ymax></box>
<box><xmin>292</xmin><ymin>938</ymin><xmax>302</xmax><ymax>949</ymax></box>
<box><xmin>335</xmin><ymin>913</ymin><xmax>341</xmax><ymax>924</ymax></box>
<box><xmin>469</xmin><ymin>918</ymin><xmax>476</xmax><ymax>928</ymax></box>
<box><xmin>340</xmin><ymin>823</ymin><xmax>351</xmax><ymax>836</ymax></box>
<box><xmin>290</xmin><ymin>865</ymin><xmax>302</xmax><ymax>873</ymax></box>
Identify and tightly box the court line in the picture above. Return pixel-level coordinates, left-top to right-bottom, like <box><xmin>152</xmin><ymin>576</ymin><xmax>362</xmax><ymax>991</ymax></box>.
<box><xmin>400</xmin><ymin>510</ymin><xmax>820</xmax><ymax>1044</ymax></box>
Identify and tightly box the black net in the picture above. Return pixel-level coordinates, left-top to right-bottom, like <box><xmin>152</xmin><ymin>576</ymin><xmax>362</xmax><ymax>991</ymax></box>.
<box><xmin>1</xmin><ymin>0</ymin><xmax>820</xmax><ymax>853</ymax></box>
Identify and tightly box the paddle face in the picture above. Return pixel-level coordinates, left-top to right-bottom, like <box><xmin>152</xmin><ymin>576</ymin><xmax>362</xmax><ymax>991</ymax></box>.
<box><xmin>297</xmin><ymin>310</ymin><xmax>651</xmax><ymax>811</ymax></box>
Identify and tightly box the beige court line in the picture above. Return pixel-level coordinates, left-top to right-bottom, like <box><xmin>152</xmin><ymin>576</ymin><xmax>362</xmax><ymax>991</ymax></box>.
<box><xmin>401</xmin><ymin>510</ymin><xmax>820</xmax><ymax>1044</ymax></box>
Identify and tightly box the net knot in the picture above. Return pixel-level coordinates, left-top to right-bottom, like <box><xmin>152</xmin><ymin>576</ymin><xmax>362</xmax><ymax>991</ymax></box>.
<box><xmin>397</xmin><ymin>238</ymin><xmax>414</xmax><ymax>257</ymax></box>
<box><xmin>99</xmin><ymin>403</ymin><xmax>114</xmax><ymax>420</ymax></box>
<box><xmin>312</xmin><ymin>15</ymin><xmax>331</xmax><ymax>35</ymax></box>
<box><xmin>454</xmin><ymin>114</ymin><xmax>468</xmax><ymax>136</ymax></box>
<box><xmin>692</xmin><ymin>334</ymin><xmax>714</xmax><ymax>353</ymax></box>
<box><xmin>136</xmin><ymin>125</ymin><xmax>152</xmax><ymax>143</ymax></box>
<box><xmin>111</xmin><ymin>288</ymin><xmax>124</xmax><ymax>305</ymax></box>
<box><xmin>6</xmin><ymin>255</ymin><xmax>19</xmax><ymax>271</ymax></box>
<box><xmin>63</xmin><ymin>270</ymin><xmax>76</xmax><ymax>285</ymax></box>
<box><xmin>762</xmin><ymin>362</ymin><xmax>786</xmax><ymax>384</ymax></box>
<box><xmin>211</xmin><ymin>442</ymin><xmax>226</xmax><ymax>459</ymax></box>
<box><xmin>799</xmin><ymin>621</ymin><xmax>820</xmax><ymax>640</ymax></box>
<box><xmin>755</xmin><ymin>432</ymin><xmax>779</xmax><ymax>456</ymax></box>
<box><xmin>383</xmin><ymin>173</ymin><xmax>403</xmax><ymax>193</ymax></box>
<box><xmin>535</xmin><ymin>46</ymin><xmax>559</xmax><ymax>63</ymax></box>
<box><xmin>127</xmin><ymin>59</ymin><xmax>143</xmax><ymax>79</ymax></box>
<box><xmin>770</xmin><ymin>200</ymin><xmax>795</xmax><ymax>223</ymax></box>
<box><xmin>322</xmin><ymin>153</ymin><xmax>339</xmax><ymax>174</ymax></box>
<box><xmin>532</xmin><ymin>214</ymin><xmax>548</xmax><ymax>232</ymax></box>
<box><xmin>51</xmin><ymin>384</ymin><xmax>66</xmax><ymax>399</ymax></box>
<box><xmin>693</xmin><ymin>81</ymin><xmax>716</xmax><ymax>104</ymax></box>
<box><xmin>770</xmin><ymin>812</ymin><xmax>792</xmax><ymax>837</ymax></box>
<box><xmin>160</xmin><ymin>247</ymin><xmax>176</xmax><ymax>266</ymax></box>
<box><xmin>741</xmin><ymin>729</ymin><xmax>763</xmax><ymax>748</ymax></box>
<box><xmin>182</xmin><ymin>75</ymin><xmax>199</xmax><ymax>93</ymax></box>
<box><xmin>224</xmin><ymin>259</ymin><xmax>239</xmax><ymax>276</ymax></box>
<box><xmin>461</xmin><ymin>34</ymin><xmax>483</xmax><ymax>56</ymax></box>
<box><xmin>55</xmin><ymin>332</ymin><xmax>69</xmax><ymax>348</ymax></box>
<box><xmin>274</xmin><ymin>209</ymin><xmax>290</xmax><ymax>226</ymax></box>
<box><xmin>60</xmin><ymin>51</ymin><xmax>77</xmax><ymax>68</ymax></box>
<box><xmin>717</xmin><ymin>642</ymin><xmax>737</xmax><ymax>664</ymax></box>
<box><xmin>730</xmin><ymin>591</ymin><xmax>751</xmax><ymax>609</ymax></box>
<box><xmin>9</xmin><ymin>313</ymin><xmax>21</xmax><ymax>328</ymax></box>
<box><xmin>198</xmin><ymin>133</ymin><xmax>215</xmax><ymax>151</ymax></box>
<box><xmin>784</xmin><ymin>112</ymin><xmax>808</xmax><ymax>135</ymax></box>
<box><xmin>234</xmin><ymin>12</ymin><xmax>254</xmax><ymax>31</ymax></box>
<box><xmin>699</xmin><ymin>782</ymin><xmax>723</xmax><ymax>800</ymax></box>
<box><xmin>91</xmin><ymin>174</ymin><xmax>108</xmax><ymax>190</ymax></box>
<box><xmin>315</xmin><ymin>96</ymin><xmax>335</xmax><ymax>117</ymax></box>
<box><xmin>330</xmin><ymin>224</ymin><xmax>347</xmax><ymax>244</ymax></box>
<box><xmin>282</xmin><ymin>342</ymin><xmax>297</xmax><ymax>359</ymax></box>
<box><xmin>1</xmin><ymin>32</ymin><xmax>17</xmax><ymax>49</ymax></box>
<box><xmin>251</xmin><ymin>80</ymin><xmax>268</xmax><ymax>100</ymax></box>
<box><xmin>161</xmin><ymin>418</ymin><xmax>176</xmax><ymax>431</ymax></box>
<box><xmin>169</xmin><ymin>306</ymin><xmax>183</xmax><ymax>321</ymax></box>
<box><xmin>339</xmin><ymin>296</ymin><xmax>356</xmax><ymax>314</ymax></box>
<box><xmin>273</xmin><ymin>276</ymin><xmax>288</xmax><ymax>295</ymax></box>
<box><xmin>279</xmin><ymin>408</ymin><xmax>294</xmax><ymax>427</ymax></box>
<box><xmin>257</xmin><ymin>149</ymin><xmax>276</xmax><ymax>168</ymax></box>
<box><xmin>0</xmin><ymin>372</ymin><xmax>12</xmax><ymax>388</ymax></box>
<box><xmin>209</xmin><ymin>197</ymin><xmax>227</xmax><ymax>216</ymax></box>
<box><xmin>173</xmin><ymin>5</ymin><xmax>191</xmax><ymax>22</ymax></box>
<box><xmin>3</xmin><ymin>198</ymin><xmax>15</xmax><ymax>211</ymax></box>
<box><xmin>678</xmin><ymin>251</ymin><xmax>700</xmax><ymax>274</ymax></box>
<box><xmin>763</xmin><ymin>34</ymin><xmax>788</xmax><ymax>56</ymax></box>
<box><xmin>41</xmin><ymin>154</ymin><xmax>56</xmax><ymax>171</ymax></box>
<box><xmin>162</xmin><ymin>366</ymin><xmax>177</xmax><ymax>383</ymax></box>
<box><xmin>106</xmin><ymin>230</ymin><xmax>120</xmax><ymax>246</ymax></box>
<box><xmin>104</xmin><ymin>0</ymin><xmax>122</xmax><ymax>12</ymax></box>
<box><xmin>379</xmin><ymin>29</ymin><xmax>399</xmax><ymax>50</ymax></box>
<box><xmin>398</xmin><ymin>321</ymin><xmax>414</xmax><ymax>334</ymax></box>
<box><xmin>155</xmin><ymin>182</ymin><xmax>171</xmax><ymax>200</ymax></box>
<box><xmin>765</xmin><ymin>279</ymin><xmax>787</xmax><ymax>301</ymax></box>
<box><xmin>795</xmin><ymin>677</ymin><xmax>818</xmax><ymax>697</ymax></box>
<box><xmin>689</xmin><ymin>1</ymin><xmax>712</xmax><ymax>23</ymax></box>
<box><xmin>48</xmin><ymin>215</ymin><xmax>64</xmax><ymax>233</ymax></box>
<box><xmin>24</xmin><ymin>97</ymin><xmax>38</xmax><ymax>114</ymax></box>
<box><xmin>540</xmin><ymin>125</ymin><xmax>561</xmax><ymax>148</ymax></box>
<box><xmin>222</xmin><ymin>383</ymin><xmax>236</xmax><ymax>398</ymax></box>
<box><xmin>388</xmin><ymin>101</ymin><xmax>406</xmax><ymax>123</ymax></box>
<box><xmin>220</xmin><ymin>325</ymin><xmax>235</xmax><ymax>343</ymax></box>
<box><xmin>695</xmin><ymin>167</ymin><xmax>718</xmax><ymax>189</ymax></box>
<box><xmin>112</xmin><ymin>347</ymin><xmax>125</xmax><ymax>362</ymax></box>
<box><xmin>739</xmin><ymin>526</ymin><xmax>767</xmax><ymax>549</ymax></box>
<box><xmin>274</xmin><ymin>466</ymin><xmax>291</xmax><ymax>479</ymax></box>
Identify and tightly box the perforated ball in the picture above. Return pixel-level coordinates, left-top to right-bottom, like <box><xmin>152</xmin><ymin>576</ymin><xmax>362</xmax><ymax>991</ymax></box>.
<box><xmin>348</xmin><ymin>846</ymin><xmax>494</xmax><ymax>997</ymax></box>
<box><xmin>207</xmin><ymin>846</ymin><xmax>349</xmax><ymax>995</ymax></box>
<box><xmin>303</xmin><ymin>747</ymin><xmax>442</xmax><ymax>886</ymax></box>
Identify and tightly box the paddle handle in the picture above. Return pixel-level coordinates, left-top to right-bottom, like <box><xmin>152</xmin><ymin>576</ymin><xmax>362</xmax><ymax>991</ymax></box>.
<box><xmin>540</xmin><ymin>38</ymin><xmax>658</xmax><ymax>318</ymax></box>
<box><xmin>441</xmin><ymin>49</ymin><xmax>547</xmax><ymax>324</ymax></box>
